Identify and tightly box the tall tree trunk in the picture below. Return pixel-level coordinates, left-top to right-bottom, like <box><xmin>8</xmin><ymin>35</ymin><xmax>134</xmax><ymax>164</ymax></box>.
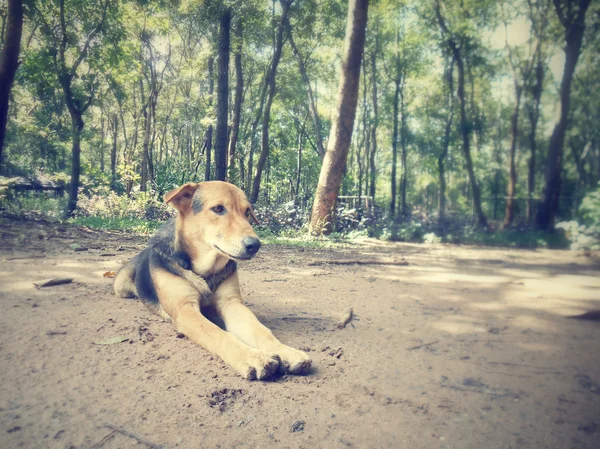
<box><xmin>295</xmin><ymin>125</ymin><xmax>303</xmax><ymax>204</ymax></box>
<box><xmin>287</xmin><ymin>23</ymin><xmax>325</xmax><ymax>159</ymax></box>
<box><xmin>215</xmin><ymin>8</ymin><xmax>231</xmax><ymax>181</ymax></box>
<box><xmin>399</xmin><ymin>88</ymin><xmax>408</xmax><ymax>217</ymax></box>
<box><xmin>527</xmin><ymin>52</ymin><xmax>544</xmax><ymax>224</ymax></box>
<box><xmin>390</xmin><ymin>75</ymin><xmax>400</xmax><ymax>215</ymax></box>
<box><xmin>503</xmin><ymin>86</ymin><xmax>522</xmax><ymax>227</ymax></box>
<box><xmin>66</xmin><ymin>113</ymin><xmax>84</xmax><ymax>216</ymax></box>
<box><xmin>110</xmin><ymin>113</ymin><xmax>118</xmax><ymax>188</ymax></box>
<box><xmin>139</xmin><ymin>76</ymin><xmax>152</xmax><ymax>191</ymax></box>
<box><xmin>369</xmin><ymin>44</ymin><xmax>378</xmax><ymax>200</ymax></box>
<box><xmin>435</xmin><ymin>0</ymin><xmax>488</xmax><ymax>228</ymax></box>
<box><xmin>250</xmin><ymin>0</ymin><xmax>292</xmax><ymax>204</ymax></box>
<box><xmin>100</xmin><ymin>112</ymin><xmax>105</xmax><ymax>173</ymax></box>
<box><xmin>205</xmin><ymin>57</ymin><xmax>214</xmax><ymax>181</ymax></box>
<box><xmin>309</xmin><ymin>0</ymin><xmax>368</xmax><ymax>235</ymax></box>
<box><xmin>456</xmin><ymin>47</ymin><xmax>487</xmax><ymax>228</ymax></box>
<box><xmin>227</xmin><ymin>19</ymin><xmax>243</xmax><ymax>182</ymax></box>
<box><xmin>439</xmin><ymin>55</ymin><xmax>454</xmax><ymax>223</ymax></box>
<box><xmin>0</xmin><ymin>0</ymin><xmax>23</xmax><ymax>170</ymax></box>
<box><xmin>246</xmin><ymin>69</ymin><xmax>270</xmax><ymax>194</ymax></box>
<box><xmin>537</xmin><ymin>0</ymin><xmax>590</xmax><ymax>230</ymax></box>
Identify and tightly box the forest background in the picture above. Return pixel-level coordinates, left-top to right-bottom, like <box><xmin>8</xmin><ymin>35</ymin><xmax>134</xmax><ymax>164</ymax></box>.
<box><xmin>0</xmin><ymin>0</ymin><xmax>598</xmax><ymax>250</ymax></box>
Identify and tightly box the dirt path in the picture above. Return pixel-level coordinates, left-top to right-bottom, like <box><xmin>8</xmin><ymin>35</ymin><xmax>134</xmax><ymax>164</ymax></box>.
<box><xmin>1</xmin><ymin>217</ymin><xmax>599</xmax><ymax>449</ymax></box>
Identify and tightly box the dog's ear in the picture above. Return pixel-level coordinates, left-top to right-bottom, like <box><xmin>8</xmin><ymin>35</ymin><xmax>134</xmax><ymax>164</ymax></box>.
<box><xmin>249</xmin><ymin>208</ymin><xmax>260</xmax><ymax>225</ymax></box>
<box><xmin>164</xmin><ymin>183</ymin><xmax>198</xmax><ymax>213</ymax></box>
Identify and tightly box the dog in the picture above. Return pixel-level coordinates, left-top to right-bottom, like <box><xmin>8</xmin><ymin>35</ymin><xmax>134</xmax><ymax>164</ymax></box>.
<box><xmin>113</xmin><ymin>181</ymin><xmax>311</xmax><ymax>380</ymax></box>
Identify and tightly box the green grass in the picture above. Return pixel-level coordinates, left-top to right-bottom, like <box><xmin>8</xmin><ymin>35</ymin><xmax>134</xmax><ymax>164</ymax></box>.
<box><xmin>68</xmin><ymin>216</ymin><xmax>162</xmax><ymax>234</ymax></box>
<box><xmin>450</xmin><ymin>229</ymin><xmax>569</xmax><ymax>249</ymax></box>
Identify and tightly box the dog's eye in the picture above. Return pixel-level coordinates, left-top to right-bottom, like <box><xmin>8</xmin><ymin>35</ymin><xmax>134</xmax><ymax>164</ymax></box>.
<box><xmin>211</xmin><ymin>205</ymin><xmax>226</xmax><ymax>215</ymax></box>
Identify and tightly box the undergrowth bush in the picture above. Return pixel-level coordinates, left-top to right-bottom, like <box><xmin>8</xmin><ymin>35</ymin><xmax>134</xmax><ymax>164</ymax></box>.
<box><xmin>556</xmin><ymin>183</ymin><xmax>600</xmax><ymax>250</ymax></box>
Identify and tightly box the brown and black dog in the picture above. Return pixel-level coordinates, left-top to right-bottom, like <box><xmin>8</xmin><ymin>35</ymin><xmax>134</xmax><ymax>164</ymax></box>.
<box><xmin>114</xmin><ymin>181</ymin><xmax>311</xmax><ymax>380</ymax></box>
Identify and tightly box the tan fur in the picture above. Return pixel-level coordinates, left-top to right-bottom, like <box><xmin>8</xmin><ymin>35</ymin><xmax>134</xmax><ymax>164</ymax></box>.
<box><xmin>116</xmin><ymin>181</ymin><xmax>311</xmax><ymax>380</ymax></box>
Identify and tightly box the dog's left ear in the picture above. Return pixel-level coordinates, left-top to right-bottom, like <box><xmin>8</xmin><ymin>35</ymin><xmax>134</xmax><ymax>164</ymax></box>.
<box><xmin>164</xmin><ymin>183</ymin><xmax>198</xmax><ymax>213</ymax></box>
<box><xmin>249</xmin><ymin>208</ymin><xmax>260</xmax><ymax>225</ymax></box>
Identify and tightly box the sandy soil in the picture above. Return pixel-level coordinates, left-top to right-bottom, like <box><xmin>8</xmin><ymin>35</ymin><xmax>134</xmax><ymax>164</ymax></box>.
<box><xmin>1</xmin><ymin>216</ymin><xmax>599</xmax><ymax>449</ymax></box>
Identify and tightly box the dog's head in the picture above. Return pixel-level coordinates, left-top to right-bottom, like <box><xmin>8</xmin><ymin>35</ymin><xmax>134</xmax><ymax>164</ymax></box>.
<box><xmin>164</xmin><ymin>181</ymin><xmax>261</xmax><ymax>261</ymax></box>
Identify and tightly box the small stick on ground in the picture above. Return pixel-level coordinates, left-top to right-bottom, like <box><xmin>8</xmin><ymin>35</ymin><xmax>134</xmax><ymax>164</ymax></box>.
<box><xmin>103</xmin><ymin>424</ymin><xmax>163</xmax><ymax>449</ymax></box>
<box><xmin>337</xmin><ymin>308</ymin><xmax>354</xmax><ymax>329</ymax></box>
<box><xmin>309</xmin><ymin>260</ymin><xmax>408</xmax><ymax>267</ymax></box>
<box><xmin>33</xmin><ymin>278</ymin><xmax>73</xmax><ymax>288</ymax></box>
<box><xmin>90</xmin><ymin>430</ymin><xmax>117</xmax><ymax>449</ymax></box>
<box><xmin>407</xmin><ymin>340</ymin><xmax>439</xmax><ymax>351</ymax></box>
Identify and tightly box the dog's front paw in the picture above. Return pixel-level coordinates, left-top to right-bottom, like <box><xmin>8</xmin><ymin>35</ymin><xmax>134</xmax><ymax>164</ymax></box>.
<box><xmin>235</xmin><ymin>350</ymin><xmax>280</xmax><ymax>380</ymax></box>
<box><xmin>277</xmin><ymin>346</ymin><xmax>312</xmax><ymax>374</ymax></box>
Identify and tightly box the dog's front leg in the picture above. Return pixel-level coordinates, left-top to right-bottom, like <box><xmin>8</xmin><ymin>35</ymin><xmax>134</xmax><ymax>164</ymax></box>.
<box><xmin>213</xmin><ymin>273</ymin><xmax>312</xmax><ymax>374</ymax></box>
<box><xmin>154</xmin><ymin>270</ymin><xmax>279</xmax><ymax>380</ymax></box>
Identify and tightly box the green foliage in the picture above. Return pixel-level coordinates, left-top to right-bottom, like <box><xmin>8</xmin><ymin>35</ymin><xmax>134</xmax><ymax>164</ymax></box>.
<box><xmin>75</xmin><ymin>186</ymin><xmax>172</xmax><ymax>221</ymax></box>
<box><xmin>1</xmin><ymin>0</ymin><xmax>598</xmax><ymax>247</ymax></box>
<box><xmin>556</xmin><ymin>183</ymin><xmax>600</xmax><ymax>250</ymax></box>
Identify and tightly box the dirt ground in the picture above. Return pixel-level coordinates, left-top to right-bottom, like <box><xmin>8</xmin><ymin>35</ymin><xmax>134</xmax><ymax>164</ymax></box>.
<box><xmin>1</xmin><ymin>216</ymin><xmax>599</xmax><ymax>449</ymax></box>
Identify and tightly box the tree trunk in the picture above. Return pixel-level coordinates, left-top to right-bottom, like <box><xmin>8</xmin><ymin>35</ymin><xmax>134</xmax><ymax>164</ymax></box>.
<box><xmin>110</xmin><ymin>113</ymin><xmax>118</xmax><ymax>188</ymax></box>
<box><xmin>435</xmin><ymin>0</ymin><xmax>487</xmax><ymax>228</ymax></box>
<box><xmin>455</xmin><ymin>47</ymin><xmax>488</xmax><ymax>228</ymax></box>
<box><xmin>295</xmin><ymin>125</ymin><xmax>303</xmax><ymax>204</ymax></box>
<box><xmin>309</xmin><ymin>0</ymin><xmax>368</xmax><ymax>235</ymax></box>
<box><xmin>527</xmin><ymin>51</ymin><xmax>544</xmax><ymax>224</ymax></box>
<box><xmin>369</xmin><ymin>45</ymin><xmax>378</xmax><ymax>200</ymax></box>
<box><xmin>100</xmin><ymin>112</ymin><xmax>105</xmax><ymax>173</ymax></box>
<box><xmin>227</xmin><ymin>19</ymin><xmax>243</xmax><ymax>182</ymax></box>
<box><xmin>390</xmin><ymin>75</ymin><xmax>400</xmax><ymax>215</ymax></box>
<box><xmin>399</xmin><ymin>88</ymin><xmax>408</xmax><ymax>217</ymax></box>
<box><xmin>215</xmin><ymin>8</ymin><xmax>230</xmax><ymax>181</ymax></box>
<box><xmin>439</xmin><ymin>56</ymin><xmax>455</xmax><ymax>222</ymax></box>
<box><xmin>0</xmin><ymin>0</ymin><xmax>23</xmax><ymax>169</ymax></box>
<box><xmin>536</xmin><ymin>0</ymin><xmax>590</xmax><ymax>231</ymax></box>
<box><xmin>205</xmin><ymin>57</ymin><xmax>214</xmax><ymax>181</ymax></box>
<box><xmin>287</xmin><ymin>23</ymin><xmax>325</xmax><ymax>159</ymax></box>
<box><xmin>140</xmin><ymin>76</ymin><xmax>152</xmax><ymax>192</ymax></box>
<box><xmin>503</xmin><ymin>86</ymin><xmax>522</xmax><ymax>227</ymax></box>
<box><xmin>66</xmin><ymin>113</ymin><xmax>84</xmax><ymax>216</ymax></box>
<box><xmin>250</xmin><ymin>0</ymin><xmax>291</xmax><ymax>204</ymax></box>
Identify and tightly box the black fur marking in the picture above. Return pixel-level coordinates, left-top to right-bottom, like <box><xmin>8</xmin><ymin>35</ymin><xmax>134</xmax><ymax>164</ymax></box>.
<box><xmin>135</xmin><ymin>248</ymin><xmax>159</xmax><ymax>305</ymax></box>
<box><xmin>149</xmin><ymin>219</ymin><xmax>192</xmax><ymax>271</ymax></box>
<box><xmin>192</xmin><ymin>197</ymin><xmax>203</xmax><ymax>215</ymax></box>
<box><xmin>206</xmin><ymin>260</ymin><xmax>237</xmax><ymax>292</ymax></box>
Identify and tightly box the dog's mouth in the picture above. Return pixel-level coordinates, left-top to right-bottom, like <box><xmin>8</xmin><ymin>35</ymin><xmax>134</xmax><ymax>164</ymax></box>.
<box><xmin>213</xmin><ymin>245</ymin><xmax>254</xmax><ymax>261</ymax></box>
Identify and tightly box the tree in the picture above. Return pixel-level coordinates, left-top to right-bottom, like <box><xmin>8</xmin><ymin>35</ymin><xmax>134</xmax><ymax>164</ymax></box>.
<box><xmin>502</xmin><ymin>3</ymin><xmax>545</xmax><ymax>228</ymax></box>
<box><xmin>434</xmin><ymin>0</ymin><xmax>488</xmax><ymax>228</ymax></box>
<box><xmin>536</xmin><ymin>0</ymin><xmax>591</xmax><ymax>230</ymax></box>
<box><xmin>227</xmin><ymin>19</ymin><xmax>243</xmax><ymax>181</ymax></box>
<box><xmin>250</xmin><ymin>0</ymin><xmax>293</xmax><ymax>204</ymax></box>
<box><xmin>438</xmin><ymin>53</ymin><xmax>455</xmax><ymax>223</ymax></box>
<box><xmin>36</xmin><ymin>0</ymin><xmax>111</xmax><ymax>216</ymax></box>
<box><xmin>214</xmin><ymin>7</ymin><xmax>230</xmax><ymax>181</ymax></box>
<box><xmin>525</xmin><ymin>0</ymin><xmax>551</xmax><ymax>223</ymax></box>
<box><xmin>287</xmin><ymin>20</ymin><xmax>325</xmax><ymax>159</ymax></box>
<box><xmin>205</xmin><ymin>56</ymin><xmax>214</xmax><ymax>181</ymax></box>
<box><xmin>309</xmin><ymin>0</ymin><xmax>369</xmax><ymax>235</ymax></box>
<box><xmin>0</xmin><ymin>0</ymin><xmax>23</xmax><ymax>170</ymax></box>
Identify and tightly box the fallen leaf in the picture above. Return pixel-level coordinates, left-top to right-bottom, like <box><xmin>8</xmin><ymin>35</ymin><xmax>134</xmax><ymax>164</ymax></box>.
<box><xmin>34</xmin><ymin>278</ymin><xmax>73</xmax><ymax>288</ymax></box>
<box><xmin>94</xmin><ymin>336</ymin><xmax>129</xmax><ymax>345</ymax></box>
<box><xmin>103</xmin><ymin>271</ymin><xmax>116</xmax><ymax>278</ymax></box>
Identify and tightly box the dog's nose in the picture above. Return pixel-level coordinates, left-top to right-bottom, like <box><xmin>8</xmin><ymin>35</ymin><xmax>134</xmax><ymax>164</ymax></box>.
<box><xmin>242</xmin><ymin>237</ymin><xmax>261</xmax><ymax>255</ymax></box>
